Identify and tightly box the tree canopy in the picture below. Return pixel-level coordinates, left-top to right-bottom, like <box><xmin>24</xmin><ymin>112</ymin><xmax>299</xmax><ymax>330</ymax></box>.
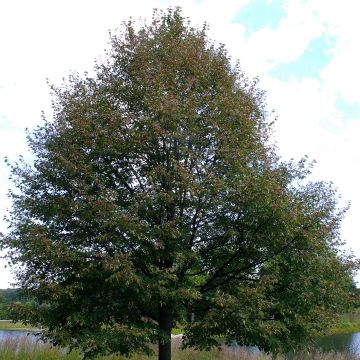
<box><xmin>1</xmin><ymin>8</ymin><xmax>358</xmax><ymax>360</ymax></box>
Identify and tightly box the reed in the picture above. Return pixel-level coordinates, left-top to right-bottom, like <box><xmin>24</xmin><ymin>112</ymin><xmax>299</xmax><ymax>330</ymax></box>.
<box><xmin>0</xmin><ymin>336</ymin><xmax>358</xmax><ymax>360</ymax></box>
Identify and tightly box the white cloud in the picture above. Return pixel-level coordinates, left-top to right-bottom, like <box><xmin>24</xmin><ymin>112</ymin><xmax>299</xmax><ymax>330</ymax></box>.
<box><xmin>309</xmin><ymin>0</ymin><xmax>360</xmax><ymax>103</ymax></box>
<box><xmin>232</xmin><ymin>0</ymin><xmax>360</xmax><ymax>281</ymax></box>
<box><xmin>246</xmin><ymin>3</ymin><xmax>323</xmax><ymax>67</ymax></box>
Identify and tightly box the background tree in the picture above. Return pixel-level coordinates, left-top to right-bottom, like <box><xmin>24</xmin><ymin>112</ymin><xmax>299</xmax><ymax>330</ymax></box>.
<box><xmin>1</xmin><ymin>8</ymin><xmax>358</xmax><ymax>360</ymax></box>
<box><xmin>0</xmin><ymin>289</ymin><xmax>22</xmax><ymax>319</ymax></box>
<box><xmin>0</xmin><ymin>291</ymin><xmax>7</xmax><ymax>319</ymax></box>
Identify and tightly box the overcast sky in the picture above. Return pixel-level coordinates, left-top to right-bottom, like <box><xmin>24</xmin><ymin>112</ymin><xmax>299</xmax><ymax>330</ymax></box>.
<box><xmin>1</xmin><ymin>0</ymin><xmax>359</xmax><ymax>287</ymax></box>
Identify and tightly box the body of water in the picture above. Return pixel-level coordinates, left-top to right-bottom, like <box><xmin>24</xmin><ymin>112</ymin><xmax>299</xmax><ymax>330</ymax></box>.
<box><xmin>0</xmin><ymin>330</ymin><xmax>37</xmax><ymax>342</ymax></box>
<box><xmin>315</xmin><ymin>332</ymin><xmax>360</xmax><ymax>355</ymax></box>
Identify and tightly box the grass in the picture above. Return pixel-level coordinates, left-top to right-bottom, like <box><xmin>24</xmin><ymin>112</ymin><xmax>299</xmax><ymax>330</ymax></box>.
<box><xmin>171</xmin><ymin>328</ymin><xmax>183</xmax><ymax>335</ymax></box>
<box><xmin>0</xmin><ymin>337</ymin><xmax>79</xmax><ymax>360</ymax></box>
<box><xmin>172</xmin><ymin>310</ymin><xmax>360</xmax><ymax>338</ymax></box>
<box><xmin>1</xmin><ymin>309</ymin><xmax>360</xmax><ymax>334</ymax></box>
<box><xmin>328</xmin><ymin>309</ymin><xmax>360</xmax><ymax>335</ymax></box>
<box><xmin>0</xmin><ymin>321</ymin><xmax>37</xmax><ymax>331</ymax></box>
<box><xmin>0</xmin><ymin>337</ymin><xmax>359</xmax><ymax>360</ymax></box>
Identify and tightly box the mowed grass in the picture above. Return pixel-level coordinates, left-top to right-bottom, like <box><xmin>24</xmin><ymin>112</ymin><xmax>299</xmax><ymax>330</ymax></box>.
<box><xmin>0</xmin><ymin>337</ymin><xmax>359</xmax><ymax>360</ymax></box>
<box><xmin>1</xmin><ymin>308</ymin><xmax>360</xmax><ymax>333</ymax></box>
<box><xmin>328</xmin><ymin>309</ymin><xmax>360</xmax><ymax>335</ymax></box>
<box><xmin>0</xmin><ymin>321</ymin><xmax>37</xmax><ymax>331</ymax></box>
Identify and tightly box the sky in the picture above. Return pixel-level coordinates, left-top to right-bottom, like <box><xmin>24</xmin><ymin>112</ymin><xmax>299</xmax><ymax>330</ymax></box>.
<box><xmin>0</xmin><ymin>0</ymin><xmax>359</xmax><ymax>287</ymax></box>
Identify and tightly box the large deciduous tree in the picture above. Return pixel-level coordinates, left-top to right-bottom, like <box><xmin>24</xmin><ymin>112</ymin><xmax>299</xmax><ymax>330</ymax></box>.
<box><xmin>1</xmin><ymin>8</ymin><xmax>357</xmax><ymax>360</ymax></box>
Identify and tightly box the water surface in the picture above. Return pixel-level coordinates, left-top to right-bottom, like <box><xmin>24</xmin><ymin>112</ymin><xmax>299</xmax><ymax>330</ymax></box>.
<box><xmin>315</xmin><ymin>332</ymin><xmax>360</xmax><ymax>355</ymax></box>
<box><xmin>0</xmin><ymin>329</ymin><xmax>37</xmax><ymax>342</ymax></box>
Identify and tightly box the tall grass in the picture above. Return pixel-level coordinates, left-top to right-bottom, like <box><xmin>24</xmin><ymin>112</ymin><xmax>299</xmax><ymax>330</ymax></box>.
<box><xmin>0</xmin><ymin>337</ymin><xmax>79</xmax><ymax>360</ymax></box>
<box><xmin>0</xmin><ymin>336</ymin><xmax>359</xmax><ymax>360</ymax></box>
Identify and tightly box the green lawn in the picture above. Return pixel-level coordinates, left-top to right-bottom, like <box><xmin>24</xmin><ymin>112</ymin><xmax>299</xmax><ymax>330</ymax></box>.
<box><xmin>328</xmin><ymin>309</ymin><xmax>360</xmax><ymax>335</ymax></box>
<box><xmin>2</xmin><ymin>309</ymin><xmax>360</xmax><ymax>334</ymax></box>
<box><xmin>172</xmin><ymin>310</ymin><xmax>360</xmax><ymax>338</ymax></box>
<box><xmin>0</xmin><ymin>321</ymin><xmax>37</xmax><ymax>331</ymax></box>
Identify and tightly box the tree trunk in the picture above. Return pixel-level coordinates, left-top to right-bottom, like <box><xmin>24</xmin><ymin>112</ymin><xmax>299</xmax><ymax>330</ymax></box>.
<box><xmin>158</xmin><ymin>305</ymin><xmax>172</xmax><ymax>360</ymax></box>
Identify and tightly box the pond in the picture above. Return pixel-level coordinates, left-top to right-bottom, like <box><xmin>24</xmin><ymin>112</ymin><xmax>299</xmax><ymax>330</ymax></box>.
<box><xmin>315</xmin><ymin>332</ymin><xmax>360</xmax><ymax>355</ymax></box>
<box><xmin>0</xmin><ymin>329</ymin><xmax>38</xmax><ymax>342</ymax></box>
<box><xmin>225</xmin><ymin>332</ymin><xmax>360</xmax><ymax>356</ymax></box>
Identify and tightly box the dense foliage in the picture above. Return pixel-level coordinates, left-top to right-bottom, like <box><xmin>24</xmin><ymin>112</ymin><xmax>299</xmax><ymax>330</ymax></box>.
<box><xmin>1</xmin><ymin>8</ymin><xmax>358</xmax><ymax>360</ymax></box>
<box><xmin>0</xmin><ymin>289</ymin><xmax>22</xmax><ymax>319</ymax></box>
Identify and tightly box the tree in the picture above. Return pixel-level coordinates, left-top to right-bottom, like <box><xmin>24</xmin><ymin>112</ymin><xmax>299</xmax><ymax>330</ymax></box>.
<box><xmin>1</xmin><ymin>8</ymin><xmax>358</xmax><ymax>360</ymax></box>
<box><xmin>0</xmin><ymin>291</ymin><xmax>6</xmax><ymax>319</ymax></box>
<box><xmin>0</xmin><ymin>289</ymin><xmax>22</xmax><ymax>319</ymax></box>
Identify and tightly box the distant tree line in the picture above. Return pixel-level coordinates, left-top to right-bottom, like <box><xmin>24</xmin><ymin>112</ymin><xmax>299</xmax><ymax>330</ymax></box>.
<box><xmin>350</xmin><ymin>283</ymin><xmax>360</xmax><ymax>308</ymax></box>
<box><xmin>0</xmin><ymin>289</ymin><xmax>22</xmax><ymax>319</ymax></box>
